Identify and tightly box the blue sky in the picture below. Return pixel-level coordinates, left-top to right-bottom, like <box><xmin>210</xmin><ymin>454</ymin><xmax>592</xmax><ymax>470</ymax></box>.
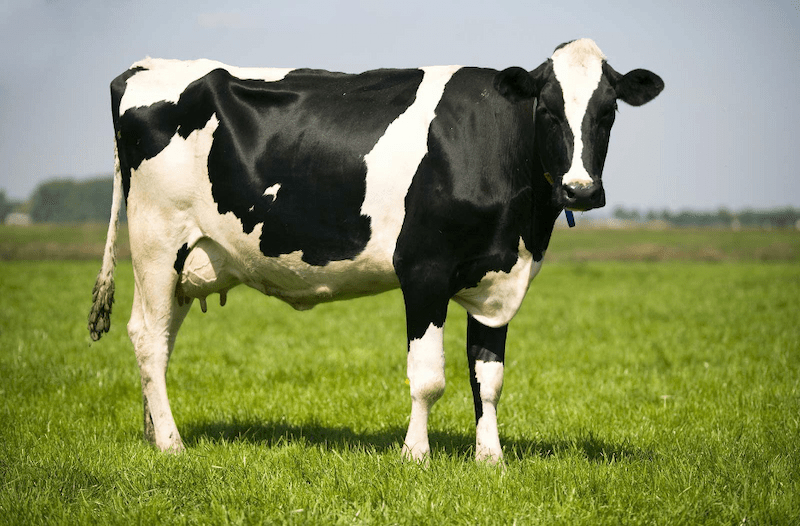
<box><xmin>1</xmin><ymin>0</ymin><xmax>799</xmax><ymax>212</ymax></box>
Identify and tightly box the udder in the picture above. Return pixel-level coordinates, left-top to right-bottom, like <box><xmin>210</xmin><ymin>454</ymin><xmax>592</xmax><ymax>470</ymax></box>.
<box><xmin>176</xmin><ymin>239</ymin><xmax>239</xmax><ymax>311</ymax></box>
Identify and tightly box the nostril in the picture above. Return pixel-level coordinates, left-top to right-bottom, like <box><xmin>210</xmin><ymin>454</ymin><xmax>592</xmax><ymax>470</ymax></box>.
<box><xmin>569</xmin><ymin>183</ymin><xmax>596</xmax><ymax>197</ymax></box>
<box><xmin>564</xmin><ymin>183</ymin><xmax>594</xmax><ymax>201</ymax></box>
<box><xmin>556</xmin><ymin>180</ymin><xmax>604</xmax><ymax>210</ymax></box>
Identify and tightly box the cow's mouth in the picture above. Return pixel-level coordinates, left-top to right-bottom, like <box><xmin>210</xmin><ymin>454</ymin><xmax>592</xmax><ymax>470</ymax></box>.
<box><xmin>544</xmin><ymin>172</ymin><xmax>606</xmax><ymax>212</ymax></box>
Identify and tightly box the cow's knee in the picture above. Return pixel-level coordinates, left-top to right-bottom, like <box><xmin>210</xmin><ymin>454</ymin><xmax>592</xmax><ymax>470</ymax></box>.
<box><xmin>126</xmin><ymin>301</ymin><xmax>144</xmax><ymax>348</ymax></box>
<box><xmin>407</xmin><ymin>322</ymin><xmax>446</xmax><ymax>402</ymax></box>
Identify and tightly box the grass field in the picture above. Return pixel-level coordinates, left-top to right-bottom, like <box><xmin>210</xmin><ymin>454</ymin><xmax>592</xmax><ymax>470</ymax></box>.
<box><xmin>1</xmin><ymin>226</ymin><xmax>799</xmax><ymax>524</ymax></box>
<box><xmin>2</xmin><ymin>222</ymin><xmax>799</xmax><ymax>262</ymax></box>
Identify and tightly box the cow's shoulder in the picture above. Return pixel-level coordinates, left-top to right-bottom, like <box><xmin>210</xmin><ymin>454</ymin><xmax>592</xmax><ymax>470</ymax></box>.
<box><xmin>394</xmin><ymin>66</ymin><xmax>542</xmax><ymax>312</ymax></box>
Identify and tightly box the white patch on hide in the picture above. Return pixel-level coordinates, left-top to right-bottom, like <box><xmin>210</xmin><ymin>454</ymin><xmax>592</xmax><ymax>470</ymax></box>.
<box><xmin>474</xmin><ymin>360</ymin><xmax>504</xmax><ymax>405</ymax></box>
<box><xmin>361</xmin><ymin>65</ymin><xmax>462</xmax><ymax>269</ymax></box>
<box><xmin>120</xmin><ymin>58</ymin><xmax>294</xmax><ymax>115</ymax></box>
<box><xmin>407</xmin><ymin>323</ymin><xmax>446</xmax><ymax>403</ymax></box>
<box><xmin>263</xmin><ymin>183</ymin><xmax>281</xmax><ymax>201</ymax></box>
<box><xmin>474</xmin><ymin>359</ymin><xmax>504</xmax><ymax>462</ymax></box>
<box><xmin>128</xmin><ymin>114</ymin><xmax>220</xmax><ymax>220</ymax></box>
<box><xmin>403</xmin><ymin>322</ymin><xmax>446</xmax><ymax>461</ymax></box>
<box><xmin>127</xmin><ymin>114</ymin><xmax>265</xmax><ymax>301</ymax></box>
<box><xmin>453</xmin><ymin>238</ymin><xmax>543</xmax><ymax>327</ymax></box>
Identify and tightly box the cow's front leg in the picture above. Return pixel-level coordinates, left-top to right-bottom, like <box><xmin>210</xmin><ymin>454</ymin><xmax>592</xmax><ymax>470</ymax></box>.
<box><xmin>467</xmin><ymin>314</ymin><xmax>507</xmax><ymax>463</ymax></box>
<box><xmin>400</xmin><ymin>285</ymin><xmax>449</xmax><ymax>462</ymax></box>
<box><xmin>403</xmin><ymin>321</ymin><xmax>446</xmax><ymax>461</ymax></box>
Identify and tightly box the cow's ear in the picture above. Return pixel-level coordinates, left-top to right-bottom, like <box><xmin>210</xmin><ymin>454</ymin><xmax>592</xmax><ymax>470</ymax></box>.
<box><xmin>494</xmin><ymin>66</ymin><xmax>537</xmax><ymax>102</ymax></box>
<box><xmin>606</xmin><ymin>63</ymin><xmax>664</xmax><ymax>106</ymax></box>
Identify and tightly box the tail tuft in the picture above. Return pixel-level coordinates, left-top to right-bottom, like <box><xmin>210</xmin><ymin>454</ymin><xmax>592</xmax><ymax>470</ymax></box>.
<box><xmin>88</xmin><ymin>274</ymin><xmax>115</xmax><ymax>341</ymax></box>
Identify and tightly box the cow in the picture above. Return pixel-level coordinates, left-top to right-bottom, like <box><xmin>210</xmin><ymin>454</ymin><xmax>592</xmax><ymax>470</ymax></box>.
<box><xmin>89</xmin><ymin>39</ymin><xmax>663</xmax><ymax>463</ymax></box>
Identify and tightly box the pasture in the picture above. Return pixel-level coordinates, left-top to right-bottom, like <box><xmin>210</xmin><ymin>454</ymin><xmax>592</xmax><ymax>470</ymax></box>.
<box><xmin>1</xmin><ymin>225</ymin><xmax>799</xmax><ymax>524</ymax></box>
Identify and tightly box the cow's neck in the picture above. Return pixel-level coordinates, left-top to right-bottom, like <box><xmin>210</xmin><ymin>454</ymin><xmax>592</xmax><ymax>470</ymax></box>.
<box><xmin>527</xmin><ymin>150</ymin><xmax>562</xmax><ymax>262</ymax></box>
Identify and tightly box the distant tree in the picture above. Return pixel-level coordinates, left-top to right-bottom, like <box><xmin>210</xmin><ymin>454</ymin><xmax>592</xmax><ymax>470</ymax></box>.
<box><xmin>0</xmin><ymin>190</ymin><xmax>17</xmax><ymax>223</ymax></box>
<box><xmin>29</xmin><ymin>176</ymin><xmax>124</xmax><ymax>223</ymax></box>
<box><xmin>717</xmin><ymin>207</ymin><xmax>733</xmax><ymax>226</ymax></box>
<box><xmin>612</xmin><ymin>205</ymin><xmax>641</xmax><ymax>222</ymax></box>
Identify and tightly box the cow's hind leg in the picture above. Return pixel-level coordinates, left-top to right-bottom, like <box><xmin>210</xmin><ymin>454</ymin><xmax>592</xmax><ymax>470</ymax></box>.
<box><xmin>128</xmin><ymin>264</ymin><xmax>191</xmax><ymax>452</ymax></box>
<box><xmin>467</xmin><ymin>314</ymin><xmax>507</xmax><ymax>463</ymax></box>
<box><xmin>400</xmin><ymin>283</ymin><xmax>449</xmax><ymax>462</ymax></box>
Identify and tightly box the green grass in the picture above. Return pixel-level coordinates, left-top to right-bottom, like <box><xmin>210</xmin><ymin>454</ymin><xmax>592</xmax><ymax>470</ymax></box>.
<box><xmin>0</xmin><ymin>223</ymin><xmax>131</xmax><ymax>260</ymax></box>
<box><xmin>2</xmin><ymin>223</ymin><xmax>799</xmax><ymax>262</ymax></box>
<box><xmin>545</xmin><ymin>226</ymin><xmax>800</xmax><ymax>262</ymax></box>
<box><xmin>2</xmin><ymin>255</ymin><xmax>799</xmax><ymax>523</ymax></box>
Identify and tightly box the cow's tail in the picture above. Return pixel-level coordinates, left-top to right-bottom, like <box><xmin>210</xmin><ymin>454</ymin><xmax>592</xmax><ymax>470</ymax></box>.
<box><xmin>88</xmin><ymin>143</ymin><xmax>124</xmax><ymax>341</ymax></box>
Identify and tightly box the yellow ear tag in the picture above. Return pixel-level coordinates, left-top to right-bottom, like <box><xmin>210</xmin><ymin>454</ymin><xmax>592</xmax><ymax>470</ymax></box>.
<box><xmin>544</xmin><ymin>172</ymin><xmax>554</xmax><ymax>185</ymax></box>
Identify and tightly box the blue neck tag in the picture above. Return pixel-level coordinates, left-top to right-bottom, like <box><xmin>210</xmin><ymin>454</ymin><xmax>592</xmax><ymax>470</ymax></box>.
<box><xmin>565</xmin><ymin>210</ymin><xmax>576</xmax><ymax>227</ymax></box>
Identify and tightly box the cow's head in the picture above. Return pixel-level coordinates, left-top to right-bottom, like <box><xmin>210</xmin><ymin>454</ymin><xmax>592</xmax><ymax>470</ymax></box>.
<box><xmin>495</xmin><ymin>39</ymin><xmax>664</xmax><ymax>211</ymax></box>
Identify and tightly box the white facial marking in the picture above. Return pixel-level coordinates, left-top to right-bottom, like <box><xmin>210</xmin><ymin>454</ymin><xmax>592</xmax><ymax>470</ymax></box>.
<box><xmin>551</xmin><ymin>39</ymin><xmax>605</xmax><ymax>187</ymax></box>
<box><xmin>120</xmin><ymin>58</ymin><xmax>294</xmax><ymax>114</ymax></box>
<box><xmin>263</xmin><ymin>183</ymin><xmax>281</xmax><ymax>201</ymax></box>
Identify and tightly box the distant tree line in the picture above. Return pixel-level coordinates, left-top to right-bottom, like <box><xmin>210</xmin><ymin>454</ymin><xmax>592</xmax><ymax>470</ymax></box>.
<box><xmin>22</xmin><ymin>176</ymin><xmax>125</xmax><ymax>223</ymax></box>
<box><xmin>613</xmin><ymin>205</ymin><xmax>800</xmax><ymax>228</ymax></box>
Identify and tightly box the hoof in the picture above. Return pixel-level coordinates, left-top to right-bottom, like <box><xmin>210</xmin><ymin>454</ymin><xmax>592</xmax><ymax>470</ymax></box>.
<box><xmin>157</xmin><ymin>439</ymin><xmax>185</xmax><ymax>454</ymax></box>
<box><xmin>401</xmin><ymin>443</ymin><xmax>430</xmax><ymax>465</ymax></box>
<box><xmin>476</xmin><ymin>448</ymin><xmax>504</xmax><ymax>465</ymax></box>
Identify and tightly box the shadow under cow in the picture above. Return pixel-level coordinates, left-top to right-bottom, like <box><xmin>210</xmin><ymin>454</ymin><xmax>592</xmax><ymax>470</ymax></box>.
<box><xmin>180</xmin><ymin>419</ymin><xmax>652</xmax><ymax>463</ymax></box>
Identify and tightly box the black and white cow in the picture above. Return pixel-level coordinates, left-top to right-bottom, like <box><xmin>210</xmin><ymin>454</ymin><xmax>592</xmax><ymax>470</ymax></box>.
<box><xmin>89</xmin><ymin>39</ymin><xmax>663</xmax><ymax>462</ymax></box>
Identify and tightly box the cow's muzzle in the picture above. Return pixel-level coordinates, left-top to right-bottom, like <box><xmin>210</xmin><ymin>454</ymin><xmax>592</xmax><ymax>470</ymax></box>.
<box><xmin>554</xmin><ymin>180</ymin><xmax>606</xmax><ymax>211</ymax></box>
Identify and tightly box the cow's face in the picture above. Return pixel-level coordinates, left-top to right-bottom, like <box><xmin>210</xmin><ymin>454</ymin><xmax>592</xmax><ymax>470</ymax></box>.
<box><xmin>494</xmin><ymin>39</ymin><xmax>664</xmax><ymax>211</ymax></box>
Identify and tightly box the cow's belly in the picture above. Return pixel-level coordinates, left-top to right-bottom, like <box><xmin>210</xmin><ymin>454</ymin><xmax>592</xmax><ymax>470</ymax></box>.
<box><xmin>177</xmin><ymin>235</ymin><xmax>399</xmax><ymax>311</ymax></box>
